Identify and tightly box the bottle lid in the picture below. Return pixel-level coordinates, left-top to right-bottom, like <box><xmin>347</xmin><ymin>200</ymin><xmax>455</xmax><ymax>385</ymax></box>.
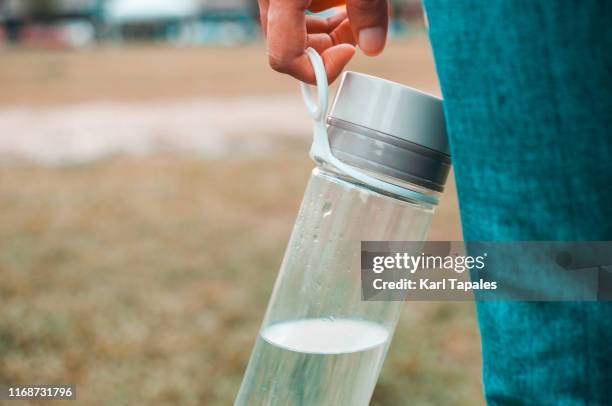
<box><xmin>330</xmin><ymin>72</ymin><xmax>449</xmax><ymax>155</ymax></box>
<box><xmin>328</xmin><ymin>71</ymin><xmax>450</xmax><ymax>192</ymax></box>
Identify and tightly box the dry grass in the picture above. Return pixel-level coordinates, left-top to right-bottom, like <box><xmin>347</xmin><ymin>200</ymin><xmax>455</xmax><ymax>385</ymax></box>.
<box><xmin>0</xmin><ymin>37</ymin><xmax>440</xmax><ymax>106</ymax></box>
<box><xmin>0</xmin><ymin>38</ymin><xmax>483</xmax><ymax>405</ymax></box>
<box><xmin>0</xmin><ymin>155</ymin><xmax>310</xmax><ymax>405</ymax></box>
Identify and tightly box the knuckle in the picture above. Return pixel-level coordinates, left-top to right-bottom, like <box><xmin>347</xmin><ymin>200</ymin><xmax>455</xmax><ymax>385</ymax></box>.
<box><xmin>267</xmin><ymin>53</ymin><xmax>290</xmax><ymax>73</ymax></box>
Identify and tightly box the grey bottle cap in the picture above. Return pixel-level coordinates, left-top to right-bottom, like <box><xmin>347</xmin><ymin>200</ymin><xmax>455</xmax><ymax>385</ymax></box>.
<box><xmin>328</xmin><ymin>71</ymin><xmax>450</xmax><ymax>192</ymax></box>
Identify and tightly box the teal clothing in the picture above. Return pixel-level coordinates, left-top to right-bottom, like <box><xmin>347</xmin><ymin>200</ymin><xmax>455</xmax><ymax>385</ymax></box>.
<box><xmin>424</xmin><ymin>1</ymin><xmax>612</xmax><ymax>404</ymax></box>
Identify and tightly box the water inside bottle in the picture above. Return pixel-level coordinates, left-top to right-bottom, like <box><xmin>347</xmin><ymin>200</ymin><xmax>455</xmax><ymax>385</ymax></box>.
<box><xmin>235</xmin><ymin>318</ymin><xmax>389</xmax><ymax>406</ymax></box>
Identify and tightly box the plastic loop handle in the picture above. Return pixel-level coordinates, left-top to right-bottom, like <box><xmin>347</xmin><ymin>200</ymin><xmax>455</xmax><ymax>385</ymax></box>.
<box><xmin>299</xmin><ymin>48</ymin><xmax>438</xmax><ymax>206</ymax></box>
<box><xmin>300</xmin><ymin>48</ymin><xmax>328</xmax><ymax>121</ymax></box>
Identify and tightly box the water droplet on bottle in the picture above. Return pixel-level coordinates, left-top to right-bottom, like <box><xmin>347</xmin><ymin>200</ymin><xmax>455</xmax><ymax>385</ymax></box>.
<box><xmin>359</xmin><ymin>190</ymin><xmax>369</xmax><ymax>204</ymax></box>
<box><xmin>322</xmin><ymin>201</ymin><xmax>332</xmax><ymax>217</ymax></box>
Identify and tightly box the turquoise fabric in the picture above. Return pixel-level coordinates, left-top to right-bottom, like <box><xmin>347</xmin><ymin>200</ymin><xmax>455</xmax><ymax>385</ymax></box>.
<box><xmin>423</xmin><ymin>1</ymin><xmax>612</xmax><ymax>404</ymax></box>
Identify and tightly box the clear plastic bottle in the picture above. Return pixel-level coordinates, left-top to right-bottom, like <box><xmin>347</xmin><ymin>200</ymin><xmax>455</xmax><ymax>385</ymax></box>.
<box><xmin>236</xmin><ymin>55</ymin><xmax>450</xmax><ymax>406</ymax></box>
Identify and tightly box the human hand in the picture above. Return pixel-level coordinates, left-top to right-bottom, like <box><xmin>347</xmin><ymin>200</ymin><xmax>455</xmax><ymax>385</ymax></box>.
<box><xmin>258</xmin><ymin>0</ymin><xmax>389</xmax><ymax>84</ymax></box>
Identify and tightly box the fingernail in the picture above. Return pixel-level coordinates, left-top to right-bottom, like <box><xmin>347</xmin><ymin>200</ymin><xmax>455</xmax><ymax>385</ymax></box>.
<box><xmin>358</xmin><ymin>27</ymin><xmax>386</xmax><ymax>55</ymax></box>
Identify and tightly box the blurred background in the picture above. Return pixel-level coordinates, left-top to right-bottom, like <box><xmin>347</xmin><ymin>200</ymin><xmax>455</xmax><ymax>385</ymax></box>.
<box><xmin>0</xmin><ymin>1</ymin><xmax>483</xmax><ymax>405</ymax></box>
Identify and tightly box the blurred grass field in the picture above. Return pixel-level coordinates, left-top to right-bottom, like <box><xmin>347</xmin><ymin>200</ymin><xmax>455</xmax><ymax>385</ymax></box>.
<box><xmin>0</xmin><ymin>37</ymin><xmax>484</xmax><ymax>405</ymax></box>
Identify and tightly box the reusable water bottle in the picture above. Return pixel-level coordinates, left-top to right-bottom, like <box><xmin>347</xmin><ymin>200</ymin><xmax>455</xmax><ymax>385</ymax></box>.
<box><xmin>235</xmin><ymin>49</ymin><xmax>450</xmax><ymax>406</ymax></box>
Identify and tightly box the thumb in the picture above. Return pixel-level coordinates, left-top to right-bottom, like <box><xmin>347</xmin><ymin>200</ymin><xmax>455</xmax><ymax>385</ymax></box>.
<box><xmin>346</xmin><ymin>0</ymin><xmax>389</xmax><ymax>56</ymax></box>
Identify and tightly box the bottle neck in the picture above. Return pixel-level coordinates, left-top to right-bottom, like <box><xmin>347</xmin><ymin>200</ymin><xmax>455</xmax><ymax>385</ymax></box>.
<box><xmin>314</xmin><ymin>163</ymin><xmax>438</xmax><ymax>210</ymax></box>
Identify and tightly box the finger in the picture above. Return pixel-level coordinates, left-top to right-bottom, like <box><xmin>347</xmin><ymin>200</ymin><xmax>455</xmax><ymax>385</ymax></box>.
<box><xmin>305</xmin><ymin>9</ymin><xmax>347</xmax><ymax>33</ymax></box>
<box><xmin>258</xmin><ymin>0</ymin><xmax>269</xmax><ymax>36</ymax></box>
<box><xmin>321</xmin><ymin>43</ymin><xmax>356</xmax><ymax>83</ymax></box>
<box><xmin>307</xmin><ymin>19</ymin><xmax>355</xmax><ymax>53</ymax></box>
<box><xmin>266</xmin><ymin>0</ymin><xmax>309</xmax><ymax>79</ymax></box>
<box><xmin>329</xmin><ymin>18</ymin><xmax>355</xmax><ymax>45</ymax></box>
<box><xmin>290</xmin><ymin>43</ymin><xmax>355</xmax><ymax>85</ymax></box>
<box><xmin>346</xmin><ymin>0</ymin><xmax>389</xmax><ymax>55</ymax></box>
<box><xmin>307</xmin><ymin>33</ymin><xmax>334</xmax><ymax>54</ymax></box>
